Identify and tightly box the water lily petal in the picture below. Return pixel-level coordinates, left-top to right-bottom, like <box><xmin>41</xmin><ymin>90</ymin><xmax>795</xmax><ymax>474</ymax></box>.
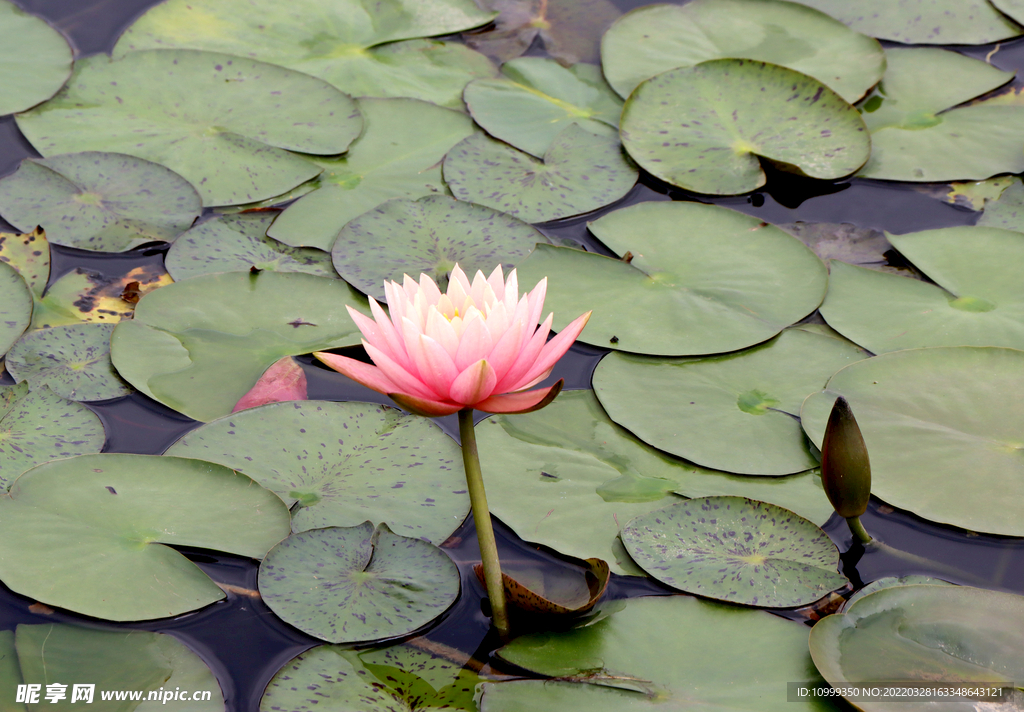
<box><xmin>495</xmin><ymin>313</ymin><xmax>552</xmax><ymax>393</ymax></box>
<box><xmin>389</xmin><ymin>391</ymin><xmax>463</xmax><ymax>417</ymax></box>
<box><xmin>450</xmin><ymin>358</ymin><xmax>498</xmax><ymax>404</ymax></box>
<box><xmin>526</xmin><ymin>276</ymin><xmax>547</xmax><ymax>328</ymax></box>
<box><xmin>503</xmin><ymin>269</ymin><xmax>519</xmax><ymax>314</ymax></box>
<box><xmin>475</xmin><ymin>380</ymin><xmax>564</xmax><ymax>414</ymax></box>
<box><xmin>418</xmin><ymin>333</ymin><xmax>461</xmax><ymax>399</ymax></box>
<box><xmin>426</xmin><ymin>306</ymin><xmax>460</xmax><ymax>359</ymax></box>
<box><xmin>232</xmin><ymin>356</ymin><xmax>307</xmax><ymax>412</ymax></box>
<box><xmin>314</xmin><ymin>351</ymin><xmax>400</xmax><ymax>395</ymax></box>
<box><xmin>487</xmin><ymin>317</ymin><xmax>525</xmax><ymax>382</ymax></box>
<box><xmin>509</xmin><ymin>311</ymin><xmax>592</xmax><ymax>392</ymax></box>
<box><xmin>455</xmin><ymin>313</ymin><xmax>494</xmax><ymax>370</ymax></box>
<box><xmin>418</xmin><ymin>272</ymin><xmax>443</xmax><ymax>305</ymax></box>
<box><xmin>361</xmin><ymin>341</ymin><xmax>437</xmax><ymax>400</ymax></box>
<box><xmin>367</xmin><ymin>298</ymin><xmax>412</xmax><ymax>371</ymax></box>
<box><xmin>486</xmin><ymin>264</ymin><xmax>505</xmax><ymax>299</ymax></box>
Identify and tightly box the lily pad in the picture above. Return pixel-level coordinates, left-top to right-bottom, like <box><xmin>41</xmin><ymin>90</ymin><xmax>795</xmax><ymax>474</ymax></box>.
<box><xmin>0</xmin><ymin>453</ymin><xmax>291</xmax><ymax>620</ymax></box>
<box><xmin>480</xmin><ymin>595</ymin><xmax>833</xmax><ymax>712</ymax></box>
<box><xmin>979</xmin><ymin>177</ymin><xmax>1024</xmax><ymax>231</ymax></box>
<box><xmin>809</xmin><ymin>585</ymin><xmax>1024</xmax><ymax>711</ymax></box>
<box><xmin>331</xmin><ymin>195</ymin><xmax>544</xmax><ymax>300</ymax></box>
<box><xmin>477</xmin><ymin>390</ymin><xmax>835</xmax><ymax>577</ymax></box>
<box><xmin>842</xmin><ymin>575</ymin><xmax>951</xmax><ymax>611</ymax></box>
<box><xmin>0</xmin><ymin>382</ymin><xmax>105</xmax><ymax>489</ymax></box>
<box><xmin>463</xmin><ymin>58</ymin><xmax>621</xmax><ymax>158</ymax></box>
<box><xmin>32</xmin><ymin>263</ymin><xmax>173</xmax><ymax>330</ymax></box>
<box><xmin>594</xmin><ymin>327</ymin><xmax>868</xmax><ymax>475</ymax></box>
<box><xmin>515</xmin><ymin>201</ymin><xmax>828</xmax><ymax>355</ymax></box>
<box><xmin>790</xmin><ymin>0</ymin><xmax>1023</xmax><ymax>44</ymax></box>
<box><xmin>620</xmin><ymin>58</ymin><xmax>870</xmax><ymax>195</ymax></box>
<box><xmin>259</xmin><ymin>523</ymin><xmax>460</xmax><ymax>644</ymax></box>
<box><xmin>0</xmin><ymin>260</ymin><xmax>31</xmax><ymax>355</ymax></box>
<box><xmin>17</xmin><ymin>50</ymin><xmax>361</xmax><ymax>207</ymax></box>
<box><xmin>165</xmin><ymin>213</ymin><xmax>337</xmax><ymax>281</ymax></box>
<box><xmin>165</xmin><ymin>400</ymin><xmax>469</xmax><ymax>543</ymax></box>
<box><xmin>622</xmin><ymin>496</ymin><xmax>847</xmax><ymax>607</ymax></box>
<box><xmin>801</xmin><ymin>347</ymin><xmax>1024</xmax><ymax>536</ymax></box>
<box><xmin>942</xmin><ymin>176</ymin><xmax>1017</xmax><ymax>211</ymax></box>
<box><xmin>780</xmin><ymin>222</ymin><xmax>917</xmax><ymax>277</ymax></box>
<box><xmin>602</xmin><ymin>0</ymin><xmax>883</xmax><ymax>103</ymax></box>
<box><xmin>110</xmin><ymin>271</ymin><xmax>367</xmax><ymax>422</ymax></box>
<box><xmin>0</xmin><ymin>152</ymin><xmax>202</xmax><ymax>252</ymax></box>
<box><xmin>114</xmin><ymin>0</ymin><xmax>495</xmax><ymax>108</ymax></box>
<box><xmin>820</xmin><ymin>227</ymin><xmax>1024</xmax><ymax>352</ymax></box>
<box><xmin>267</xmin><ymin>98</ymin><xmax>476</xmax><ymax>251</ymax></box>
<box><xmin>260</xmin><ymin>643</ymin><xmax>482</xmax><ymax>712</ymax></box>
<box><xmin>0</xmin><ymin>0</ymin><xmax>73</xmax><ymax>116</ymax></box>
<box><xmin>6</xmin><ymin>323</ymin><xmax>131</xmax><ymax>401</ymax></box>
<box><xmin>443</xmin><ymin>126</ymin><xmax>638</xmax><ymax>224</ymax></box>
<box><xmin>476</xmin><ymin>557</ymin><xmax>610</xmax><ymax>617</ymax></box>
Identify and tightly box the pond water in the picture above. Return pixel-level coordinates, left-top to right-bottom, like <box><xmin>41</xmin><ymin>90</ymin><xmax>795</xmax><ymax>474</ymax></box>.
<box><xmin>2</xmin><ymin>0</ymin><xmax>1024</xmax><ymax>709</ymax></box>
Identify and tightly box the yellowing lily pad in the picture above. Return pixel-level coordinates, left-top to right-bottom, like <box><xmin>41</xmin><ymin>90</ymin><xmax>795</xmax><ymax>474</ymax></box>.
<box><xmin>0</xmin><ymin>0</ymin><xmax>73</xmax><ymax>115</ymax></box>
<box><xmin>0</xmin><ymin>260</ymin><xmax>31</xmax><ymax>356</ymax></box>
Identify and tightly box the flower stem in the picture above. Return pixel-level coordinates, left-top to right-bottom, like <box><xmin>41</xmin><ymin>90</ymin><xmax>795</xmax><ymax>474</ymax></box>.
<box><xmin>846</xmin><ymin>516</ymin><xmax>872</xmax><ymax>545</ymax></box>
<box><xmin>458</xmin><ymin>408</ymin><xmax>510</xmax><ymax>641</ymax></box>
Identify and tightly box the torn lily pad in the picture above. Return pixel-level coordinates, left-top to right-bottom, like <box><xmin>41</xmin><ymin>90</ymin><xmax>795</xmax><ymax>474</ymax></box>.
<box><xmin>0</xmin><ymin>260</ymin><xmax>31</xmax><ymax>356</ymax></box>
<box><xmin>0</xmin><ymin>152</ymin><xmax>202</xmax><ymax>252</ymax></box>
<box><xmin>259</xmin><ymin>523</ymin><xmax>460</xmax><ymax>644</ymax></box>
<box><xmin>165</xmin><ymin>212</ymin><xmax>337</xmax><ymax>281</ymax></box>
<box><xmin>601</xmin><ymin>0</ymin><xmax>884</xmax><ymax>103</ymax></box>
<box><xmin>0</xmin><ymin>0</ymin><xmax>73</xmax><ymax>115</ymax></box>
<box><xmin>464</xmin><ymin>58</ymin><xmax>621</xmax><ymax>158</ymax></box>
<box><xmin>622</xmin><ymin>496</ymin><xmax>847</xmax><ymax>607</ymax></box>
<box><xmin>17</xmin><ymin>50</ymin><xmax>362</xmax><ymax>207</ymax></box>
<box><xmin>268</xmin><ymin>98</ymin><xmax>476</xmax><ymax>251</ymax></box>
<box><xmin>477</xmin><ymin>557</ymin><xmax>609</xmax><ymax>617</ymax></box>
<box><xmin>620</xmin><ymin>58</ymin><xmax>870</xmax><ymax>195</ymax></box>
<box><xmin>0</xmin><ymin>382</ymin><xmax>105</xmax><ymax>489</ymax></box>
<box><xmin>0</xmin><ymin>453</ymin><xmax>291</xmax><ymax>620</ymax></box>
<box><xmin>443</xmin><ymin>127</ymin><xmax>637</xmax><ymax>224</ymax></box>
<box><xmin>165</xmin><ymin>400</ymin><xmax>469</xmax><ymax>543</ymax></box>
<box><xmin>6</xmin><ymin>323</ymin><xmax>131</xmax><ymax>401</ymax></box>
<box><xmin>332</xmin><ymin>195</ymin><xmax>544</xmax><ymax>300</ymax></box>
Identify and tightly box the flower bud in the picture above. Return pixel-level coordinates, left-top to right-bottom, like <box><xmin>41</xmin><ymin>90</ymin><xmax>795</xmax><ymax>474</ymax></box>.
<box><xmin>820</xmin><ymin>396</ymin><xmax>871</xmax><ymax>518</ymax></box>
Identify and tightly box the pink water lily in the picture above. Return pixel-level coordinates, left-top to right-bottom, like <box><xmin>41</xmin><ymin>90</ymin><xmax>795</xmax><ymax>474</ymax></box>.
<box><xmin>315</xmin><ymin>265</ymin><xmax>591</xmax><ymax>417</ymax></box>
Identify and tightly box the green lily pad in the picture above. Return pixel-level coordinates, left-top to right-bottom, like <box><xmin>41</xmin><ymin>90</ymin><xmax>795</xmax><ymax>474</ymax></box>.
<box><xmin>464</xmin><ymin>58</ymin><xmax>621</xmax><ymax>158</ymax></box>
<box><xmin>480</xmin><ymin>595</ymin><xmax>833</xmax><ymax>712</ymax></box>
<box><xmin>6</xmin><ymin>323</ymin><xmax>131</xmax><ymax>401</ymax></box>
<box><xmin>17</xmin><ymin>50</ymin><xmax>361</xmax><ymax>207</ymax></box>
<box><xmin>801</xmin><ymin>347</ymin><xmax>1024</xmax><ymax>536</ymax></box>
<box><xmin>515</xmin><ymin>201</ymin><xmax>828</xmax><ymax>355</ymax></box>
<box><xmin>165</xmin><ymin>400</ymin><xmax>469</xmax><ymax>542</ymax></box>
<box><xmin>0</xmin><ymin>152</ymin><xmax>202</xmax><ymax>252</ymax></box>
<box><xmin>0</xmin><ymin>259</ymin><xmax>31</xmax><ymax>355</ymax></box>
<box><xmin>820</xmin><ymin>227</ymin><xmax>1024</xmax><ymax>353</ymax></box>
<box><xmin>260</xmin><ymin>643</ymin><xmax>482</xmax><ymax>712</ymax></box>
<box><xmin>443</xmin><ymin>126</ymin><xmax>638</xmax><ymax>224</ymax></box>
<box><xmin>602</xmin><ymin>0</ymin><xmax>883</xmax><ymax>103</ymax></box>
<box><xmin>621</xmin><ymin>58</ymin><xmax>870</xmax><ymax>196</ymax></box>
<box><xmin>621</xmin><ymin>496</ymin><xmax>847</xmax><ymax>607</ymax></box>
<box><xmin>842</xmin><ymin>575</ymin><xmax>952</xmax><ymax>611</ymax></box>
<box><xmin>0</xmin><ymin>453</ymin><xmax>291</xmax><ymax>620</ymax></box>
<box><xmin>809</xmin><ymin>585</ymin><xmax>1024</xmax><ymax>711</ymax></box>
<box><xmin>0</xmin><ymin>382</ymin><xmax>105</xmax><ymax>489</ymax></box>
<box><xmin>110</xmin><ymin>271</ymin><xmax>367</xmax><ymax>422</ymax></box>
<box><xmin>267</xmin><ymin>98</ymin><xmax>476</xmax><ymax>251</ymax></box>
<box><xmin>259</xmin><ymin>523</ymin><xmax>460</xmax><ymax>644</ymax></box>
<box><xmin>0</xmin><ymin>0</ymin><xmax>73</xmax><ymax>116</ymax></box>
<box><xmin>594</xmin><ymin>327</ymin><xmax>868</xmax><ymax>475</ymax></box>
<box><xmin>165</xmin><ymin>213</ymin><xmax>337</xmax><ymax>281</ymax></box>
<box><xmin>477</xmin><ymin>390</ymin><xmax>835</xmax><ymax>577</ymax></box>
<box><xmin>8</xmin><ymin>623</ymin><xmax>223</xmax><ymax>711</ymax></box>
<box><xmin>979</xmin><ymin>177</ymin><xmax>1024</xmax><ymax>231</ymax></box>
<box><xmin>331</xmin><ymin>195</ymin><xmax>544</xmax><ymax>300</ymax></box>
<box><xmin>114</xmin><ymin>0</ymin><xmax>496</xmax><ymax>108</ymax></box>
<box><xmin>790</xmin><ymin>0</ymin><xmax>1023</xmax><ymax>44</ymax></box>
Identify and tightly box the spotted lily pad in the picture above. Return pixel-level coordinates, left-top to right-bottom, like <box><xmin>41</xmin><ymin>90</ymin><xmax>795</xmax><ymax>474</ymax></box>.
<box><xmin>110</xmin><ymin>271</ymin><xmax>367</xmax><ymax>422</ymax></box>
<box><xmin>820</xmin><ymin>227</ymin><xmax>1024</xmax><ymax>352</ymax></box>
<box><xmin>809</xmin><ymin>585</ymin><xmax>1024</xmax><ymax>711</ymax></box>
<box><xmin>268</xmin><ymin>98</ymin><xmax>476</xmax><ymax>251</ymax></box>
<box><xmin>443</xmin><ymin>127</ymin><xmax>637</xmax><ymax>224</ymax></box>
<box><xmin>515</xmin><ymin>202</ymin><xmax>828</xmax><ymax>355</ymax></box>
<box><xmin>165</xmin><ymin>400</ymin><xmax>469</xmax><ymax>543</ymax></box>
<box><xmin>979</xmin><ymin>177</ymin><xmax>1024</xmax><ymax>231</ymax></box>
<box><xmin>0</xmin><ymin>453</ymin><xmax>291</xmax><ymax>620</ymax></box>
<box><xmin>33</xmin><ymin>263</ymin><xmax>172</xmax><ymax>330</ymax></box>
<box><xmin>0</xmin><ymin>152</ymin><xmax>202</xmax><ymax>252</ymax></box>
<box><xmin>0</xmin><ymin>260</ymin><xmax>31</xmax><ymax>355</ymax></box>
<box><xmin>0</xmin><ymin>0</ymin><xmax>73</xmax><ymax>116</ymax></box>
<box><xmin>165</xmin><ymin>213</ymin><xmax>337</xmax><ymax>281</ymax></box>
<box><xmin>601</xmin><ymin>0</ymin><xmax>883</xmax><ymax>103</ymax></box>
<box><xmin>620</xmin><ymin>58</ymin><xmax>870</xmax><ymax>195</ymax></box>
<box><xmin>801</xmin><ymin>347</ymin><xmax>1024</xmax><ymax>536</ymax></box>
<box><xmin>259</xmin><ymin>523</ymin><xmax>460</xmax><ymax>644</ymax></box>
<box><xmin>594</xmin><ymin>327</ymin><xmax>868</xmax><ymax>475</ymax></box>
<box><xmin>477</xmin><ymin>390</ymin><xmax>835</xmax><ymax>577</ymax></box>
<box><xmin>17</xmin><ymin>50</ymin><xmax>361</xmax><ymax>207</ymax></box>
<box><xmin>622</xmin><ymin>497</ymin><xmax>846</xmax><ymax>607</ymax></box>
<box><xmin>0</xmin><ymin>382</ymin><xmax>105</xmax><ymax>489</ymax></box>
<box><xmin>6</xmin><ymin>323</ymin><xmax>131</xmax><ymax>401</ymax></box>
<box><xmin>463</xmin><ymin>58</ymin><xmax>621</xmax><ymax>158</ymax></box>
<box><xmin>331</xmin><ymin>195</ymin><xmax>544</xmax><ymax>300</ymax></box>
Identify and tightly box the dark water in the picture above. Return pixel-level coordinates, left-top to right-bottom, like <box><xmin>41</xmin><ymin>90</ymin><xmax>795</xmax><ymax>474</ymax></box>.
<box><xmin>2</xmin><ymin>0</ymin><xmax>1024</xmax><ymax>708</ymax></box>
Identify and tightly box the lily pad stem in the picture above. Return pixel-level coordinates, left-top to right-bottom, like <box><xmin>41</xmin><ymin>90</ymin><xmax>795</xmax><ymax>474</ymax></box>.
<box><xmin>846</xmin><ymin>516</ymin><xmax>872</xmax><ymax>545</ymax></box>
<box><xmin>458</xmin><ymin>408</ymin><xmax>510</xmax><ymax>641</ymax></box>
